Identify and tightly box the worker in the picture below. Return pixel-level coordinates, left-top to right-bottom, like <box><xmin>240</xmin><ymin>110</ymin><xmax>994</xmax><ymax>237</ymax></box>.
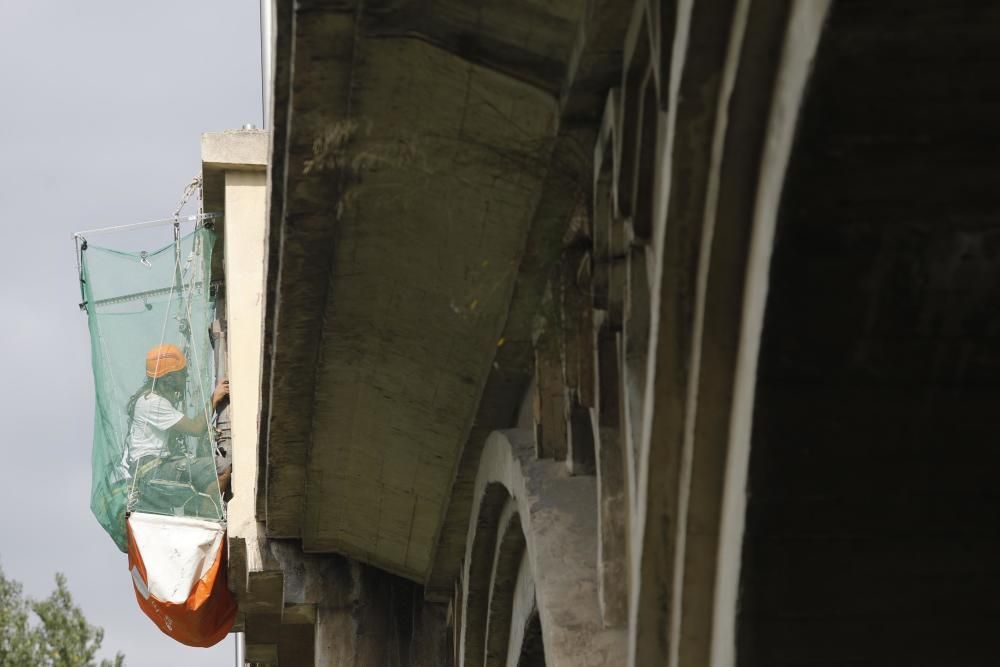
<box><xmin>126</xmin><ymin>343</ymin><xmax>230</xmax><ymax>511</ymax></box>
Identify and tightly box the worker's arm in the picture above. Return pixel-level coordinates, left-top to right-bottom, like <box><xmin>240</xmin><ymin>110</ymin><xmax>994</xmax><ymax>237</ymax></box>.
<box><xmin>171</xmin><ymin>380</ymin><xmax>230</xmax><ymax>436</ymax></box>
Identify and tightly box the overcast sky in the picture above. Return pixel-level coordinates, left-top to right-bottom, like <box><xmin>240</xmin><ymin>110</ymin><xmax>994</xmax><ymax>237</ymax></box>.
<box><xmin>0</xmin><ymin>2</ymin><xmax>260</xmax><ymax>664</ymax></box>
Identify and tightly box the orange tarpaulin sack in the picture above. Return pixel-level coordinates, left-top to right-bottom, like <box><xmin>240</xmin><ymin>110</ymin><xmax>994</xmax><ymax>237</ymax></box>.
<box><xmin>126</xmin><ymin>512</ymin><xmax>236</xmax><ymax>647</ymax></box>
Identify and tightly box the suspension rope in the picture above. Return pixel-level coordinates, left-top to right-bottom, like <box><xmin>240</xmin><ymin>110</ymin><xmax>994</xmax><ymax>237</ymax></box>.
<box><xmin>72</xmin><ymin>213</ymin><xmax>219</xmax><ymax>240</ymax></box>
<box><xmin>183</xmin><ymin>242</ymin><xmax>214</xmax><ymax>432</ymax></box>
<box><xmin>173</xmin><ymin>177</ymin><xmax>203</xmax><ymax>220</ymax></box>
<box><xmin>183</xmin><ymin>178</ymin><xmax>226</xmax><ymax>510</ymax></box>
<box><xmin>179</xmin><ymin>235</ymin><xmax>226</xmax><ymax>512</ymax></box>
<box><xmin>127</xmin><ymin>249</ymin><xmax>181</xmax><ymax>507</ymax></box>
<box><xmin>149</xmin><ymin>255</ymin><xmax>181</xmax><ymax>399</ymax></box>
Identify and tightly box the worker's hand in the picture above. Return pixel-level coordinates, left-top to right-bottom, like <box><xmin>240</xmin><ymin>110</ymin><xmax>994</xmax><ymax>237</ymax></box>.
<box><xmin>212</xmin><ymin>379</ymin><xmax>230</xmax><ymax>409</ymax></box>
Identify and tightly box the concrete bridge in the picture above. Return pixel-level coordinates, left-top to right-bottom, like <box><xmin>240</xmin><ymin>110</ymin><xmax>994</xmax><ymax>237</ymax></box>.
<box><xmin>206</xmin><ymin>1</ymin><xmax>1000</xmax><ymax>664</ymax></box>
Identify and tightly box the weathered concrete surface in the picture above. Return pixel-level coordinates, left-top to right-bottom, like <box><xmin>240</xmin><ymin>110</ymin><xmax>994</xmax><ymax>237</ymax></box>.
<box><xmin>201</xmin><ymin>128</ymin><xmax>268</xmax><ymax>171</ymax></box>
<box><xmin>268</xmin><ymin>545</ymin><xmax>450</xmax><ymax>667</ymax></box>
<box><xmin>503</xmin><ymin>551</ymin><xmax>537</xmax><ymax>667</ymax></box>
<box><xmin>425</xmin><ymin>0</ymin><xmax>634</xmax><ymax>600</ymax></box>
<box><xmin>628</xmin><ymin>1</ymin><xmax>831</xmax><ymax>666</ymax></box>
<box><xmin>256</xmin><ymin>0</ymin><xmax>293</xmax><ymax>520</ymax></box>
<box><xmin>460</xmin><ymin>429</ymin><xmax>627</xmax><ymax>667</ymax></box>
<box><xmin>301</xmin><ymin>36</ymin><xmax>558</xmax><ymax>581</ymax></box>
<box><xmin>264</xmin><ymin>4</ymin><xmax>569</xmax><ymax>580</ymax></box>
<box><xmin>223</xmin><ymin>170</ymin><xmax>268</xmax><ymax>544</ymax></box>
<box><xmin>205</xmin><ymin>129</ymin><xmax>319</xmax><ymax>666</ymax></box>
<box><xmin>245</xmin><ymin>1</ymin><xmax>1000</xmax><ymax>665</ymax></box>
<box><xmin>262</xmin><ymin>0</ymin><xmax>632</xmax><ymax>587</ymax></box>
<box><xmin>200</xmin><ymin>130</ymin><xmax>269</xmax><ymax>582</ymax></box>
<box><xmin>262</xmin><ymin>2</ymin><xmax>356</xmax><ymax>543</ymax></box>
<box><xmin>202</xmin><ymin>129</ymin><xmax>268</xmax><ymax>282</ymax></box>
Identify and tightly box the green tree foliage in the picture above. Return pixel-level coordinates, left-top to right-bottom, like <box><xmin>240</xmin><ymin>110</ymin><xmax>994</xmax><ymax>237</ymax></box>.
<box><xmin>0</xmin><ymin>566</ymin><xmax>124</xmax><ymax>667</ymax></box>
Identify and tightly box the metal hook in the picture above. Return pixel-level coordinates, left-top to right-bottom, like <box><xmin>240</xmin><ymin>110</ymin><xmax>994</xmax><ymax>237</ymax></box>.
<box><xmin>139</xmin><ymin>250</ymin><xmax>152</xmax><ymax>268</ymax></box>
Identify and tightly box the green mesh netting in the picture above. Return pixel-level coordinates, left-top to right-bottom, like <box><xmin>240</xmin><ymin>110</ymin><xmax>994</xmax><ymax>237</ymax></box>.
<box><xmin>81</xmin><ymin>226</ymin><xmax>222</xmax><ymax>552</ymax></box>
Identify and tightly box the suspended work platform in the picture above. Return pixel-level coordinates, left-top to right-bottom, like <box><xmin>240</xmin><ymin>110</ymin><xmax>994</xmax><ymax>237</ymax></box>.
<box><xmin>76</xmin><ymin>212</ymin><xmax>235</xmax><ymax>647</ymax></box>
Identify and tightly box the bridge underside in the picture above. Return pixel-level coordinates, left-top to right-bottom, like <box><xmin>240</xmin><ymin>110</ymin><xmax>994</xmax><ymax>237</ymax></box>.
<box><xmin>262</xmin><ymin>0</ymin><xmax>628</xmax><ymax>584</ymax></box>
<box><xmin>249</xmin><ymin>1</ymin><xmax>1000</xmax><ymax>664</ymax></box>
<box><xmin>740</xmin><ymin>3</ymin><xmax>1000</xmax><ymax>664</ymax></box>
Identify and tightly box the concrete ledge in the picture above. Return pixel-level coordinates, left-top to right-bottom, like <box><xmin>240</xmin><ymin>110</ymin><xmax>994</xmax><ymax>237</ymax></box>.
<box><xmin>201</xmin><ymin>129</ymin><xmax>268</xmax><ymax>170</ymax></box>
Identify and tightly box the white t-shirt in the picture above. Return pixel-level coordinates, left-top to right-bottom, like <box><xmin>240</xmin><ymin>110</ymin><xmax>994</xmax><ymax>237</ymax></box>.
<box><xmin>128</xmin><ymin>393</ymin><xmax>184</xmax><ymax>462</ymax></box>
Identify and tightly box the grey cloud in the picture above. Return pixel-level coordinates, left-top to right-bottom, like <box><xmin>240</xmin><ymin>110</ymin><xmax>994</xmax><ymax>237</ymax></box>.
<box><xmin>0</xmin><ymin>1</ymin><xmax>261</xmax><ymax>664</ymax></box>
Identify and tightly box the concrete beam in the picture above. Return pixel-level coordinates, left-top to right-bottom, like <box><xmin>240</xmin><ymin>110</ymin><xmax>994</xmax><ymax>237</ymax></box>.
<box><xmin>350</xmin><ymin>0</ymin><xmax>631</xmax><ymax>599</ymax></box>
<box><xmin>261</xmin><ymin>3</ymin><xmax>357</xmax><ymax>539</ymax></box>
<box><xmin>614</xmin><ymin>0</ymin><xmax>831</xmax><ymax>664</ymax></box>
<box><xmin>256</xmin><ymin>0</ymin><xmax>293</xmax><ymax>522</ymax></box>
<box><xmin>425</xmin><ymin>125</ymin><xmax>608</xmax><ymax>599</ymax></box>
<box><xmin>623</xmin><ymin>0</ymin><xmax>738</xmax><ymax>664</ymax></box>
<box><xmin>669</xmin><ymin>2</ymin><xmax>825</xmax><ymax>666</ymax></box>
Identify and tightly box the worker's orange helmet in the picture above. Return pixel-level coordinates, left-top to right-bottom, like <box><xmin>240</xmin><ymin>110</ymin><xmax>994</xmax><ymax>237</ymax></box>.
<box><xmin>146</xmin><ymin>344</ymin><xmax>187</xmax><ymax>379</ymax></box>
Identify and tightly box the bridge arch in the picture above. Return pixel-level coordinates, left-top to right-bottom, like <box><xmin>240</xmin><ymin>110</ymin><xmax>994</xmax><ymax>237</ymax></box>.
<box><xmin>457</xmin><ymin>429</ymin><xmax>626</xmax><ymax>667</ymax></box>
